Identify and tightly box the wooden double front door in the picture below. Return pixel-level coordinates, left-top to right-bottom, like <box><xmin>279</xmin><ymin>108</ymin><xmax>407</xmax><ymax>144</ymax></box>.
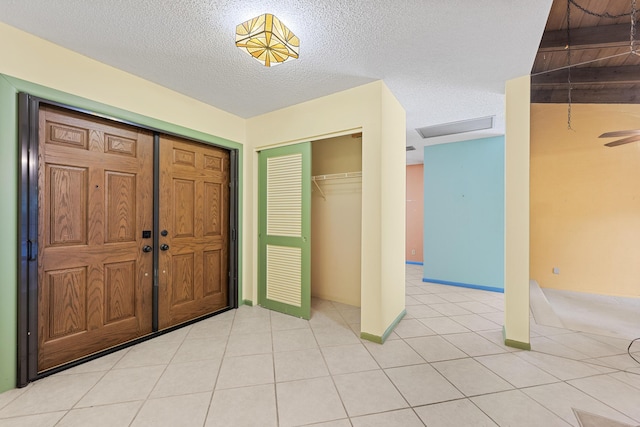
<box><xmin>37</xmin><ymin>105</ymin><xmax>230</xmax><ymax>372</ymax></box>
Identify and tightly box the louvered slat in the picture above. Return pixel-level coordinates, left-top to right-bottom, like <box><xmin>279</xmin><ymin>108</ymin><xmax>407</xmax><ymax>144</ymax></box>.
<box><xmin>267</xmin><ymin>154</ymin><xmax>302</xmax><ymax>237</ymax></box>
<box><xmin>266</xmin><ymin>245</ymin><xmax>302</xmax><ymax>306</ymax></box>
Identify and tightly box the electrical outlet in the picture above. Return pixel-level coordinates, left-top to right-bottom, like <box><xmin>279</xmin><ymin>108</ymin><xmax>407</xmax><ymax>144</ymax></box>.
<box><xmin>552</xmin><ymin>267</ymin><xmax>560</xmax><ymax>275</ymax></box>
<box><xmin>411</xmin><ymin>249</ymin><xmax>416</xmax><ymax>255</ymax></box>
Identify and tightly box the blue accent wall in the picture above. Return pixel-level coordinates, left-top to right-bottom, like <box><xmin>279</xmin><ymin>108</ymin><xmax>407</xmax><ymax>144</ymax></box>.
<box><xmin>423</xmin><ymin>136</ymin><xmax>504</xmax><ymax>290</ymax></box>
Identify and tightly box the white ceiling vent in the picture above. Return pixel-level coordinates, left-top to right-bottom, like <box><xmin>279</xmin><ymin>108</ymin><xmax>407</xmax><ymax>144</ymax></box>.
<box><xmin>416</xmin><ymin>116</ymin><xmax>494</xmax><ymax>139</ymax></box>
<box><xmin>406</xmin><ymin>146</ymin><xmax>416</xmax><ymax>151</ymax></box>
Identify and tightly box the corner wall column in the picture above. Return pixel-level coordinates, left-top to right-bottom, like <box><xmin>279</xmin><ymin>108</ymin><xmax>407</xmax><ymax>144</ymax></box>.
<box><xmin>504</xmin><ymin>75</ymin><xmax>531</xmax><ymax>350</ymax></box>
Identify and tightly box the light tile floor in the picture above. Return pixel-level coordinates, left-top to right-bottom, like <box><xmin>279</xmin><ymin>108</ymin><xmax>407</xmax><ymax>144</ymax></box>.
<box><xmin>543</xmin><ymin>287</ymin><xmax>640</xmax><ymax>341</ymax></box>
<box><xmin>1</xmin><ymin>264</ymin><xmax>639</xmax><ymax>426</ymax></box>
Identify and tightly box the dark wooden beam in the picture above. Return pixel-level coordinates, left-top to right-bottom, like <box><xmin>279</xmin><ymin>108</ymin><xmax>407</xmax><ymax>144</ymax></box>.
<box><xmin>531</xmin><ymin>87</ymin><xmax>640</xmax><ymax>104</ymax></box>
<box><xmin>539</xmin><ymin>22</ymin><xmax>640</xmax><ymax>52</ymax></box>
<box><xmin>531</xmin><ymin>66</ymin><xmax>640</xmax><ymax>86</ymax></box>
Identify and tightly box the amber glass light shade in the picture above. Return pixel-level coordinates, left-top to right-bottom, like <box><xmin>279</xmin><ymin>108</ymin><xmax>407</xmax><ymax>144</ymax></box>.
<box><xmin>235</xmin><ymin>13</ymin><xmax>299</xmax><ymax>67</ymax></box>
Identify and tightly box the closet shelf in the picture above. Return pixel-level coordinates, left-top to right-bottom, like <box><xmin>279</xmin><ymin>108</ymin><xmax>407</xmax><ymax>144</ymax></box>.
<box><xmin>312</xmin><ymin>171</ymin><xmax>362</xmax><ymax>181</ymax></box>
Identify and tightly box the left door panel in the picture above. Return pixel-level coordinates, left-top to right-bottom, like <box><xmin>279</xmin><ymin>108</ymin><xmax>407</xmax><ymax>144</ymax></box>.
<box><xmin>37</xmin><ymin>105</ymin><xmax>153</xmax><ymax>372</ymax></box>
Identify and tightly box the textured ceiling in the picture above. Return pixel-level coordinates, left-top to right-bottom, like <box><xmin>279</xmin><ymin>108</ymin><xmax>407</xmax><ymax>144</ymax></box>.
<box><xmin>0</xmin><ymin>0</ymin><xmax>553</xmax><ymax>164</ymax></box>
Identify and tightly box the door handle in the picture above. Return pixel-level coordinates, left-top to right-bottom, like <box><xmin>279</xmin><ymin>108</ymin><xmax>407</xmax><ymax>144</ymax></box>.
<box><xmin>160</xmin><ymin>244</ymin><xmax>170</xmax><ymax>251</ymax></box>
<box><xmin>142</xmin><ymin>245</ymin><xmax>153</xmax><ymax>253</ymax></box>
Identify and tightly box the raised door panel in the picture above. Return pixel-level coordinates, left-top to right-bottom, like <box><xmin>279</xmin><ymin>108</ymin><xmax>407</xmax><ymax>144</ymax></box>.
<box><xmin>203</xmin><ymin>250</ymin><xmax>222</xmax><ymax>297</ymax></box>
<box><xmin>46</xmin><ymin>120</ymin><xmax>89</xmax><ymax>150</ymax></box>
<box><xmin>172</xmin><ymin>253</ymin><xmax>195</xmax><ymax>305</ymax></box>
<box><xmin>203</xmin><ymin>182</ymin><xmax>222</xmax><ymax>237</ymax></box>
<box><xmin>104</xmin><ymin>133</ymin><xmax>137</xmax><ymax>157</ymax></box>
<box><xmin>173</xmin><ymin>148</ymin><xmax>196</xmax><ymax>168</ymax></box>
<box><xmin>105</xmin><ymin>172</ymin><xmax>137</xmax><ymax>243</ymax></box>
<box><xmin>44</xmin><ymin>267</ymin><xmax>88</xmax><ymax>340</ymax></box>
<box><xmin>104</xmin><ymin>261</ymin><xmax>137</xmax><ymax>324</ymax></box>
<box><xmin>47</xmin><ymin>165</ymin><xmax>88</xmax><ymax>247</ymax></box>
<box><xmin>203</xmin><ymin>154</ymin><xmax>223</xmax><ymax>172</ymax></box>
<box><xmin>173</xmin><ymin>179</ymin><xmax>195</xmax><ymax>238</ymax></box>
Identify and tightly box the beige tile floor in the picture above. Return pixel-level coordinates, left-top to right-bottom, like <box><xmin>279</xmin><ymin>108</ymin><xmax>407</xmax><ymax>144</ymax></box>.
<box><xmin>1</xmin><ymin>264</ymin><xmax>639</xmax><ymax>426</ymax></box>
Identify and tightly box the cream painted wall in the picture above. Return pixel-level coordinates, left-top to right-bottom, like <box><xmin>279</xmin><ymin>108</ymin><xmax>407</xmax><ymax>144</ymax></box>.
<box><xmin>531</xmin><ymin>103</ymin><xmax>640</xmax><ymax>298</ymax></box>
<box><xmin>380</xmin><ymin>84</ymin><xmax>407</xmax><ymax>334</ymax></box>
<box><xmin>311</xmin><ymin>135</ymin><xmax>362</xmax><ymax>306</ymax></box>
<box><xmin>0</xmin><ymin>24</ymin><xmax>245</xmax><ymax>144</ymax></box>
<box><xmin>504</xmin><ymin>75</ymin><xmax>531</xmax><ymax>347</ymax></box>
<box><xmin>0</xmin><ymin>23</ymin><xmax>247</xmax><ymax>392</ymax></box>
<box><xmin>247</xmin><ymin>81</ymin><xmax>406</xmax><ymax>338</ymax></box>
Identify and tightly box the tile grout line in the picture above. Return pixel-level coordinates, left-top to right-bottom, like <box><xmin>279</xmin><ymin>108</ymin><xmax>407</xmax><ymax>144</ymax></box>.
<box><xmin>201</xmin><ymin>309</ymin><xmax>235</xmax><ymax>427</ymax></box>
<box><xmin>123</xmin><ymin>328</ymin><xmax>193</xmax><ymax>427</ymax></box>
<box><xmin>363</xmin><ymin>317</ymin><xmax>473</xmax><ymax>422</ymax></box>
<box><xmin>267</xmin><ymin>310</ymin><xmax>281</xmax><ymax>427</ymax></box>
<box><xmin>520</xmin><ymin>378</ymin><xmax>637</xmax><ymax>425</ymax></box>
<box><xmin>385</xmin><ymin>281</ymin><xmax>506</xmax><ymax>425</ymax></box>
<box><xmin>308</xmin><ymin>302</ymin><xmax>352</xmax><ymax>424</ymax></box>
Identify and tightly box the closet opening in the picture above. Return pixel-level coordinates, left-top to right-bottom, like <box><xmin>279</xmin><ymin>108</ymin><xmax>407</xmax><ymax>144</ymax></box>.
<box><xmin>311</xmin><ymin>133</ymin><xmax>363</xmax><ymax>318</ymax></box>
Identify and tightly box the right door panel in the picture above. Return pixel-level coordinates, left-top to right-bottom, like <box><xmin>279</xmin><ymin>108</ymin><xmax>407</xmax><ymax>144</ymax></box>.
<box><xmin>158</xmin><ymin>135</ymin><xmax>230</xmax><ymax>329</ymax></box>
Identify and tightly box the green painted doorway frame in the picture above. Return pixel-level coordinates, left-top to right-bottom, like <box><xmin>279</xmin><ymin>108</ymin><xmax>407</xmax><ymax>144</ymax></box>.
<box><xmin>258</xmin><ymin>142</ymin><xmax>311</xmax><ymax>319</ymax></box>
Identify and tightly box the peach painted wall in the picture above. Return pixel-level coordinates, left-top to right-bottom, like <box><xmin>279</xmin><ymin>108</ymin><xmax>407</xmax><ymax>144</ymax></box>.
<box><xmin>530</xmin><ymin>103</ymin><xmax>640</xmax><ymax>298</ymax></box>
<box><xmin>406</xmin><ymin>164</ymin><xmax>424</xmax><ymax>263</ymax></box>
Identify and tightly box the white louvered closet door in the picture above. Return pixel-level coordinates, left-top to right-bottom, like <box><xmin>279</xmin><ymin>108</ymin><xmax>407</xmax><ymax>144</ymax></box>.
<box><xmin>258</xmin><ymin>143</ymin><xmax>311</xmax><ymax>319</ymax></box>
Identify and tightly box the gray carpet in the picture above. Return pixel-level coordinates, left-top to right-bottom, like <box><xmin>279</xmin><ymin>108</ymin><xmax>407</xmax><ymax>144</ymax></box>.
<box><xmin>573</xmin><ymin>409</ymin><xmax>639</xmax><ymax>427</ymax></box>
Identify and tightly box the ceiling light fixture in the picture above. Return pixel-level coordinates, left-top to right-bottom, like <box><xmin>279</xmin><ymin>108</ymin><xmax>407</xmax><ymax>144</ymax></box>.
<box><xmin>235</xmin><ymin>13</ymin><xmax>299</xmax><ymax>67</ymax></box>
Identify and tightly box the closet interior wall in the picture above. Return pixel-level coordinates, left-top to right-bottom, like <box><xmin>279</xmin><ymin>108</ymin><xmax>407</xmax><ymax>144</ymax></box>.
<box><xmin>311</xmin><ymin>134</ymin><xmax>362</xmax><ymax>307</ymax></box>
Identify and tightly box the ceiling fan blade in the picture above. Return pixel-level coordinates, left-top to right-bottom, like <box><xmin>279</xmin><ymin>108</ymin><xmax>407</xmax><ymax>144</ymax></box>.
<box><xmin>599</xmin><ymin>130</ymin><xmax>640</xmax><ymax>138</ymax></box>
<box><xmin>604</xmin><ymin>135</ymin><xmax>640</xmax><ymax>147</ymax></box>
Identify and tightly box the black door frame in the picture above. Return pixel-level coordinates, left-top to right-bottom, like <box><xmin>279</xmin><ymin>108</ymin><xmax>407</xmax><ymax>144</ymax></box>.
<box><xmin>17</xmin><ymin>93</ymin><xmax>239</xmax><ymax>386</ymax></box>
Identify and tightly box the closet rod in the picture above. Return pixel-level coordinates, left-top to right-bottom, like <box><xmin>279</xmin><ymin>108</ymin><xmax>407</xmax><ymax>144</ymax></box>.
<box><xmin>312</xmin><ymin>171</ymin><xmax>362</xmax><ymax>181</ymax></box>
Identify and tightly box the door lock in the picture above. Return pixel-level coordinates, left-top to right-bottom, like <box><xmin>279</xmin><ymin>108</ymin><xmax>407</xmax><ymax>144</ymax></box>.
<box><xmin>160</xmin><ymin>244</ymin><xmax>170</xmax><ymax>251</ymax></box>
<box><xmin>142</xmin><ymin>245</ymin><xmax>153</xmax><ymax>253</ymax></box>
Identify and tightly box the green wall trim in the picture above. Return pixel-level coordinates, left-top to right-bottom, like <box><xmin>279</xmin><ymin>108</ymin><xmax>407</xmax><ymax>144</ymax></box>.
<box><xmin>502</xmin><ymin>326</ymin><xmax>531</xmax><ymax>351</ymax></box>
<box><xmin>360</xmin><ymin>332</ymin><xmax>383</xmax><ymax>344</ymax></box>
<box><xmin>0</xmin><ymin>74</ymin><xmax>245</xmax><ymax>392</ymax></box>
<box><xmin>3</xmin><ymin>76</ymin><xmax>242</xmax><ymax>150</ymax></box>
<box><xmin>360</xmin><ymin>309</ymin><xmax>406</xmax><ymax>344</ymax></box>
<box><xmin>505</xmin><ymin>339</ymin><xmax>531</xmax><ymax>351</ymax></box>
<box><xmin>242</xmin><ymin>300</ymin><xmax>253</xmax><ymax>307</ymax></box>
<box><xmin>0</xmin><ymin>75</ymin><xmax>18</xmax><ymax>392</ymax></box>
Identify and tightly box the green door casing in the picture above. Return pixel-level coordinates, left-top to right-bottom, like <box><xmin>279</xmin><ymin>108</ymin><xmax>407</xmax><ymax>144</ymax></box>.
<box><xmin>258</xmin><ymin>143</ymin><xmax>311</xmax><ymax>319</ymax></box>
